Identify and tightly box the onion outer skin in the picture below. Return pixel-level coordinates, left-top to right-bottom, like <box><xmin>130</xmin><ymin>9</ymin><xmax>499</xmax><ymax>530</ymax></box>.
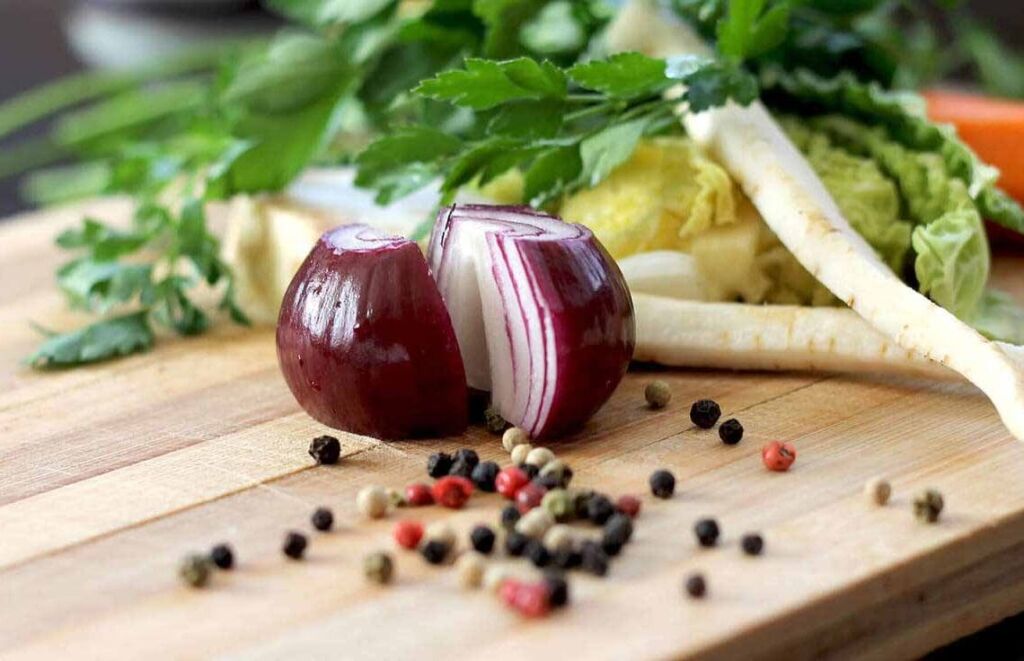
<box><xmin>276</xmin><ymin>224</ymin><xmax>467</xmax><ymax>439</ymax></box>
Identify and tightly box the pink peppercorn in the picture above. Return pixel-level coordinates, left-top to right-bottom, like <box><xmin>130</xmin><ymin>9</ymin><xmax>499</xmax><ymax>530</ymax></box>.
<box><xmin>393</xmin><ymin>520</ymin><xmax>424</xmax><ymax>549</ymax></box>
<box><xmin>432</xmin><ymin>476</ymin><xmax>474</xmax><ymax>509</ymax></box>
<box><xmin>500</xmin><ymin>580</ymin><xmax>551</xmax><ymax>618</ymax></box>
<box><xmin>405</xmin><ymin>483</ymin><xmax>434</xmax><ymax>507</ymax></box>
<box><xmin>515</xmin><ymin>482</ymin><xmax>547</xmax><ymax>513</ymax></box>
<box><xmin>495</xmin><ymin>466</ymin><xmax>530</xmax><ymax>499</ymax></box>
<box><xmin>762</xmin><ymin>441</ymin><xmax>796</xmax><ymax>472</ymax></box>
<box><xmin>616</xmin><ymin>494</ymin><xmax>642</xmax><ymax>518</ymax></box>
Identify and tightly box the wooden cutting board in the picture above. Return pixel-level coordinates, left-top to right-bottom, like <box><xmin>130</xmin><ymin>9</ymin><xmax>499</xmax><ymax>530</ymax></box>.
<box><xmin>2</xmin><ymin>199</ymin><xmax>1024</xmax><ymax>660</ymax></box>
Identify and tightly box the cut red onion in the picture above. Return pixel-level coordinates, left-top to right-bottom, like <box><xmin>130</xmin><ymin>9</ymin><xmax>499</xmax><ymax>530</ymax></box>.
<box><xmin>277</xmin><ymin>224</ymin><xmax>467</xmax><ymax>439</ymax></box>
<box><xmin>428</xmin><ymin>204</ymin><xmax>635</xmax><ymax>438</ymax></box>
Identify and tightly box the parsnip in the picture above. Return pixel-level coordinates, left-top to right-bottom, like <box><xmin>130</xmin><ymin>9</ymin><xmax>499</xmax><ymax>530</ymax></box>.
<box><xmin>610</xmin><ymin>0</ymin><xmax>1024</xmax><ymax>439</ymax></box>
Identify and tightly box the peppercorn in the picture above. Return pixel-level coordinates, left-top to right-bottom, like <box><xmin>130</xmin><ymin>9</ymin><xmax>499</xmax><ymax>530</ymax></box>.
<box><xmin>539</xmin><ymin>459</ymin><xmax>573</xmax><ymax>487</ymax></box>
<box><xmin>500</xmin><ymin>504</ymin><xmax>521</xmax><ymax>530</ymax></box>
<box><xmin>386</xmin><ymin>487</ymin><xmax>406</xmax><ymax>508</ymax></box>
<box><xmin>209</xmin><ymin>543</ymin><xmax>234</xmax><ymax>570</ymax></box>
<box><xmin>502</xmin><ymin>580</ymin><xmax>551</xmax><ymax>618</ymax></box>
<box><xmin>427</xmin><ymin>452</ymin><xmax>453</xmax><ymax>478</ymax></box>
<box><xmin>506</xmin><ymin>531</ymin><xmax>529</xmax><ymax>556</ymax></box>
<box><xmin>454</xmin><ymin>448</ymin><xmax>479</xmax><ymax>467</ymax></box>
<box><xmin>616</xmin><ymin>494</ymin><xmax>642</xmax><ymax>518</ymax></box>
<box><xmin>424</xmin><ymin>521</ymin><xmax>456</xmax><ymax>548</ymax></box>
<box><xmin>496</xmin><ymin>466</ymin><xmax>530</xmax><ymax>500</ymax></box>
<box><xmin>604</xmin><ymin>513</ymin><xmax>634</xmax><ymax>545</ymax></box>
<box><xmin>914</xmin><ymin>489</ymin><xmax>944</xmax><ymax>523</ymax></box>
<box><xmin>393</xmin><ymin>520</ymin><xmax>424</xmax><ymax>550</ymax></box>
<box><xmin>483</xmin><ymin>566</ymin><xmax>513</xmax><ymax>593</ymax></box>
<box><xmin>282</xmin><ymin>531</ymin><xmax>308</xmax><ymax>560</ymax></box>
<box><xmin>470</xmin><ymin>525</ymin><xmax>496</xmax><ymax>554</ymax></box>
<box><xmin>762</xmin><ymin>441</ymin><xmax>796</xmax><ymax>472</ymax></box>
<box><xmin>502</xmin><ymin>426</ymin><xmax>530</xmax><ymax>452</ymax></box>
<box><xmin>405</xmin><ymin>482</ymin><xmax>434</xmax><ymax>507</ymax></box>
<box><xmin>553</xmin><ymin>547</ymin><xmax>582</xmax><ymax>570</ymax></box>
<box><xmin>534</xmin><ymin>474</ymin><xmax>562</xmax><ymax>491</ymax></box>
<box><xmin>420</xmin><ymin>539</ymin><xmax>451</xmax><ymax>565</ymax></box>
<box><xmin>649</xmin><ymin>470</ymin><xmax>676</xmax><ymax>499</ymax></box>
<box><xmin>308</xmin><ymin>435</ymin><xmax>341</xmax><ymax>465</ymax></box>
<box><xmin>357</xmin><ymin>485</ymin><xmax>390</xmax><ymax>519</ymax></box>
<box><xmin>456</xmin><ymin>551</ymin><xmax>486</xmax><ymax>589</ymax></box>
<box><xmin>866</xmin><ymin>477</ymin><xmax>892</xmax><ymax>506</ymax></box>
<box><xmin>363</xmin><ymin>551</ymin><xmax>394</xmax><ymax>585</ymax></box>
<box><xmin>516</xmin><ymin>508</ymin><xmax>555</xmax><ymax>538</ymax></box>
<box><xmin>471</xmin><ymin>461</ymin><xmax>500</xmax><ymax>492</ymax></box>
<box><xmin>694</xmin><ymin>518</ymin><xmax>720</xmax><ymax>548</ymax></box>
<box><xmin>179</xmin><ymin>554</ymin><xmax>212</xmax><ymax>588</ymax></box>
<box><xmin>510</xmin><ymin>443</ymin><xmax>533</xmax><ymax>466</ymax></box>
<box><xmin>484</xmin><ymin>406</ymin><xmax>509</xmax><ymax>435</ymax></box>
<box><xmin>516</xmin><ymin>482</ymin><xmax>547</xmax><ymax>514</ymax></box>
<box><xmin>741</xmin><ymin>533</ymin><xmax>764</xmax><ymax>556</ymax></box>
<box><xmin>311</xmin><ymin>506</ymin><xmax>334</xmax><ymax>532</ymax></box>
<box><xmin>543</xmin><ymin>572</ymin><xmax>570</xmax><ymax>608</ymax></box>
<box><xmin>718</xmin><ymin>418</ymin><xmax>744</xmax><ymax>445</ymax></box>
<box><xmin>570</xmin><ymin>489</ymin><xmax>595</xmax><ymax>520</ymax></box>
<box><xmin>448</xmin><ymin>457</ymin><xmax>475</xmax><ymax>478</ymax></box>
<box><xmin>645</xmin><ymin>380</ymin><xmax>671</xmax><ymax>409</ymax></box>
<box><xmin>587</xmin><ymin>494</ymin><xmax>616</xmax><ymax>525</ymax></box>
<box><xmin>525</xmin><ymin>447</ymin><xmax>555</xmax><ymax>469</ymax></box>
<box><xmin>541</xmin><ymin>488</ymin><xmax>574</xmax><ymax>522</ymax></box>
<box><xmin>543</xmin><ymin>524</ymin><xmax>574</xmax><ymax>552</ymax></box>
<box><xmin>521</xmin><ymin>463</ymin><xmax>540</xmax><ymax>480</ymax></box>
<box><xmin>432</xmin><ymin>475</ymin><xmax>474</xmax><ymax>509</ymax></box>
<box><xmin>685</xmin><ymin>573</ymin><xmax>707</xmax><ymax>598</ymax></box>
<box><xmin>690</xmin><ymin>399</ymin><xmax>722</xmax><ymax>429</ymax></box>
<box><xmin>580</xmin><ymin>541</ymin><xmax>609</xmax><ymax>576</ymax></box>
<box><xmin>525</xmin><ymin>540</ymin><xmax>552</xmax><ymax>568</ymax></box>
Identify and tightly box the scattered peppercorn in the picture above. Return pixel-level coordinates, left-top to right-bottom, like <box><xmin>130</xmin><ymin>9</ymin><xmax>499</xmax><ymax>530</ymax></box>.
<box><xmin>685</xmin><ymin>573</ymin><xmax>707</xmax><ymax>599</ymax></box>
<box><xmin>718</xmin><ymin>418</ymin><xmax>744</xmax><ymax>445</ymax></box>
<box><xmin>601</xmin><ymin>536</ymin><xmax>623</xmax><ymax>557</ymax></box>
<box><xmin>448</xmin><ymin>457</ymin><xmax>475</xmax><ymax>478</ymax></box>
<box><xmin>311</xmin><ymin>507</ymin><xmax>334</xmax><ymax>532</ymax></box>
<box><xmin>179</xmin><ymin>554</ymin><xmax>212</xmax><ymax>588</ymax></box>
<box><xmin>526</xmin><ymin>540</ymin><xmax>552</xmax><ymax>568</ymax></box>
<box><xmin>570</xmin><ymin>490</ymin><xmax>595</xmax><ymax>520</ymax></box>
<box><xmin>424</xmin><ymin>521</ymin><xmax>456</xmax><ymax>548</ymax></box>
<box><xmin>585</xmin><ymin>493</ymin><xmax>615</xmax><ymax>525</ymax></box>
<box><xmin>866</xmin><ymin>477</ymin><xmax>892</xmax><ymax>506</ymax></box>
<box><xmin>690</xmin><ymin>399</ymin><xmax>722</xmax><ymax>429</ymax></box>
<box><xmin>914</xmin><ymin>489</ymin><xmax>944</xmax><ymax>523</ymax></box>
<box><xmin>694</xmin><ymin>519</ymin><xmax>720</xmax><ymax>548</ymax></box>
<box><xmin>525</xmin><ymin>447</ymin><xmax>555</xmax><ymax>469</ymax></box>
<box><xmin>308</xmin><ymin>435</ymin><xmax>341</xmax><ymax>465</ymax></box>
<box><xmin>543</xmin><ymin>524</ymin><xmax>574</xmax><ymax>552</ymax></box>
<box><xmin>534</xmin><ymin>474</ymin><xmax>562</xmax><ymax>490</ymax></box>
<box><xmin>427</xmin><ymin>452</ymin><xmax>453</xmax><ymax>478</ymax></box>
<box><xmin>393</xmin><ymin>520</ymin><xmax>424</xmax><ymax>550</ymax></box>
<box><xmin>386</xmin><ymin>487</ymin><xmax>406</xmax><ymax>508</ymax></box>
<box><xmin>645</xmin><ymin>380</ymin><xmax>671</xmax><ymax>409</ymax></box>
<box><xmin>516</xmin><ymin>482</ymin><xmax>548</xmax><ymax>514</ymax></box>
<box><xmin>521</xmin><ymin>463</ymin><xmax>540</xmax><ymax>480</ymax></box>
<box><xmin>432</xmin><ymin>475</ymin><xmax>475</xmax><ymax>509</ymax></box>
<box><xmin>454</xmin><ymin>448</ymin><xmax>479</xmax><ymax>468</ymax></box>
<box><xmin>762</xmin><ymin>441</ymin><xmax>796</xmax><ymax>472</ymax></box>
<box><xmin>604</xmin><ymin>513</ymin><xmax>634</xmax><ymax>546</ymax></box>
<box><xmin>502</xmin><ymin>426</ymin><xmax>530</xmax><ymax>452</ymax></box>
<box><xmin>506</xmin><ymin>531</ymin><xmax>529</xmax><ymax>557</ymax></box>
<box><xmin>420</xmin><ymin>540</ymin><xmax>451</xmax><ymax>565</ymax></box>
<box><xmin>541</xmin><ymin>488</ymin><xmax>574</xmax><ymax>522</ymax></box>
<box><xmin>483</xmin><ymin>566</ymin><xmax>513</xmax><ymax>593</ymax></box>
<box><xmin>649</xmin><ymin>470</ymin><xmax>676</xmax><ymax>499</ymax></box>
<box><xmin>405</xmin><ymin>482</ymin><xmax>434</xmax><ymax>507</ymax></box>
<box><xmin>357</xmin><ymin>485</ymin><xmax>390</xmax><ymax>519</ymax></box>
<box><xmin>501</xmin><ymin>579</ymin><xmax>551</xmax><ymax>618</ymax></box>
<box><xmin>282</xmin><ymin>531</ymin><xmax>308</xmax><ymax>560</ymax></box>
<box><xmin>543</xmin><ymin>572</ymin><xmax>570</xmax><ymax>608</ymax></box>
<box><xmin>496</xmin><ymin>466</ymin><xmax>530</xmax><ymax>500</ymax></box>
<box><xmin>209</xmin><ymin>543</ymin><xmax>234</xmax><ymax>570</ymax></box>
<box><xmin>580</xmin><ymin>541</ymin><xmax>610</xmax><ymax>576</ymax></box>
<box><xmin>516</xmin><ymin>509</ymin><xmax>555</xmax><ymax>538</ymax></box>
<box><xmin>363</xmin><ymin>551</ymin><xmax>394</xmax><ymax>584</ymax></box>
<box><xmin>741</xmin><ymin>533</ymin><xmax>764</xmax><ymax>556</ymax></box>
<box><xmin>510</xmin><ymin>443</ymin><xmax>533</xmax><ymax>466</ymax></box>
<box><xmin>553</xmin><ymin>547</ymin><xmax>582</xmax><ymax>570</ymax></box>
<box><xmin>470</xmin><ymin>525</ymin><xmax>496</xmax><ymax>554</ymax></box>
<box><xmin>471</xmin><ymin>461</ymin><xmax>500</xmax><ymax>492</ymax></box>
<box><xmin>616</xmin><ymin>494</ymin><xmax>642</xmax><ymax>518</ymax></box>
<box><xmin>500</xmin><ymin>504</ymin><xmax>521</xmax><ymax>530</ymax></box>
<box><xmin>456</xmin><ymin>552</ymin><xmax>486</xmax><ymax>589</ymax></box>
<box><xmin>484</xmin><ymin>406</ymin><xmax>509</xmax><ymax>435</ymax></box>
<box><xmin>539</xmin><ymin>459</ymin><xmax>573</xmax><ymax>488</ymax></box>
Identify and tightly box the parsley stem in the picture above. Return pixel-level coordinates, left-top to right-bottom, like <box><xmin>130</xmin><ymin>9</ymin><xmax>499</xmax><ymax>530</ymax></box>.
<box><xmin>565</xmin><ymin>93</ymin><xmax>606</xmax><ymax>103</ymax></box>
<box><xmin>565</xmin><ymin>102</ymin><xmax>613</xmax><ymax>122</ymax></box>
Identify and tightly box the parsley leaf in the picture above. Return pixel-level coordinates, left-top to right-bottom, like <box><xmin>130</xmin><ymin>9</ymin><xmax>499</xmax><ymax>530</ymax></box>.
<box><xmin>355</xmin><ymin>127</ymin><xmax>463</xmax><ymax>203</ymax></box>
<box><xmin>27</xmin><ymin>312</ymin><xmax>154</xmax><ymax>368</ymax></box>
<box><xmin>415</xmin><ymin>58</ymin><xmax>567</xmax><ymax>110</ymax></box>
<box><xmin>579</xmin><ymin>119</ymin><xmax>648</xmax><ymax>186</ymax></box>
<box><xmin>717</xmin><ymin>0</ymin><xmax>790</xmax><ymax>62</ymax></box>
<box><xmin>568</xmin><ymin>52</ymin><xmax>670</xmax><ymax>99</ymax></box>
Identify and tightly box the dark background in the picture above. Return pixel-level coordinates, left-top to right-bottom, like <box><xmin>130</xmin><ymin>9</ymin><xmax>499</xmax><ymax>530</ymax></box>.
<box><xmin>0</xmin><ymin>1</ymin><xmax>1022</xmax><ymax>656</ymax></box>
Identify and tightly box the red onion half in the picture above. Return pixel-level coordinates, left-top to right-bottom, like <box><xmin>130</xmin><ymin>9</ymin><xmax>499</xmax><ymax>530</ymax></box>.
<box><xmin>277</xmin><ymin>224</ymin><xmax>467</xmax><ymax>439</ymax></box>
<box><xmin>428</xmin><ymin>205</ymin><xmax>635</xmax><ymax>438</ymax></box>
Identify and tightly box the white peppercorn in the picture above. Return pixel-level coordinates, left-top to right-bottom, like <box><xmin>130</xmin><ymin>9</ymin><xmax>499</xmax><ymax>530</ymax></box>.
<box><xmin>515</xmin><ymin>508</ymin><xmax>554</xmax><ymax>538</ymax></box>
<box><xmin>502</xmin><ymin>427</ymin><xmax>530</xmax><ymax>453</ymax></box>
<box><xmin>456</xmin><ymin>552</ymin><xmax>487</xmax><ymax>589</ymax></box>
<box><xmin>525</xmin><ymin>447</ymin><xmax>556</xmax><ymax>469</ymax></box>
<box><xmin>357</xmin><ymin>485</ymin><xmax>390</xmax><ymax>519</ymax></box>
<box><xmin>386</xmin><ymin>487</ymin><xmax>407</xmax><ymax>508</ymax></box>
<box><xmin>425</xmin><ymin>521</ymin><xmax>456</xmax><ymax>549</ymax></box>
<box><xmin>543</xmin><ymin>524</ymin><xmax>574</xmax><ymax>552</ymax></box>
<box><xmin>510</xmin><ymin>443</ymin><xmax>533</xmax><ymax>466</ymax></box>
<box><xmin>483</xmin><ymin>565</ymin><xmax>512</xmax><ymax>592</ymax></box>
<box><xmin>865</xmin><ymin>477</ymin><xmax>891</xmax><ymax>506</ymax></box>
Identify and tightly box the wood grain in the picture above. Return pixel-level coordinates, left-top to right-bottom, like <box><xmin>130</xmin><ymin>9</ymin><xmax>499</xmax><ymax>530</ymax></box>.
<box><xmin>1</xmin><ymin>201</ymin><xmax>1023</xmax><ymax>660</ymax></box>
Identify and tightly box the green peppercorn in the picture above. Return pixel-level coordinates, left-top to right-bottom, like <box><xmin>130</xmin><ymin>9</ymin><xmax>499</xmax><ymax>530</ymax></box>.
<box><xmin>311</xmin><ymin>507</ymin><xmax>334</xmax><ymax>532</ymax></box>
<box><xmin>179</xmin><ymin>553</ymin><xmax>212</xmax><ymax>588</ymax></box>
<box><xmin>541</xmin><ymin>488</ymin><xmax>574</xmax><ymax>522</ymax></box>
<box><xmin>645</xmin><ymin>380</ymin><xmax>671</xmax><ymax>409</ymax></box>
<box><xmin>914</xmin><ymin>489</ymin><xmax>944</xmax><ymax>523</ymax></box>
<box><xmin>363</xmin><ymin>551</ymin><xmax>394</xmax><ymax>584</ymax></box>
<box><xmin>690</xmin><ymin>399</ymin><xmax>722</xmax><ymax>429</ymax></box>
<box><xmin>209</xmin><ymin>543</ymin><xmax>234</xmax><ymax>570</ymax></box>
<box><xmin>484</xmin><ymin>406</ymin><xmax>509</xmax><ymax>435</ymax></box>
<box><xmin>685</xmin><ymin>573</ymin><xmax>707</xmax><ymax>598</ymax></box>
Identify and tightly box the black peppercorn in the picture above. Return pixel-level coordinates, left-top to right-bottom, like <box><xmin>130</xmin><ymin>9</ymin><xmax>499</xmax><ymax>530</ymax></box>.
<box><xmin>420</xmin><ymin>540</ymin><xmax>450</xmax><ymax>565</ymax></box>
<box><xmin>525</xmin><ymin>540</ymin><xmax>551</xmax><ymax>568</ymax></box>
<box><xmin>308</xmin><ymin>435</ymin><xmax>341</xmax><ymax>465</ymax></box>
<box><xmin>282</xmin><ymin>531</ymin><xmax>307</xmax><ymax>560</ymax></box>
<box><xmin>505</xmin><ymin>531</ymin><xmax>529</xmax><ymax>557</ymax></box>
<box><xmin>553</xmin><ymin>547</ymin><xmax>582</xmax><ymax>570</ymax></box>
<box><xmin>571</xmin><ymin>490</ymin><xmax>595</xmax><ymax>520</ymax></box>
<box><xmin>694</xmin><ymin>518</ymin><xmax>720</xmax><ymax>547</ymax></box>
<box><xmin>718</xmin><ymin>418</ymin><xmax>744</xmax><ymax>445</ymax></box>
<box><xmin>543</xmin><ymin>572</ymin><xmax>570</xmax><ymax>608</ymax></box>
<box><xmin>427</xmin><ymin>452</ymin><xmax>453</xmax><ymax>478</ymax></box>
<box><xmin>311</xmin><ymin>506</ymin><xmax>334</xmax><ymax>532</ymax></box>
<box><xmin>484</xmin><ymin>406</ymin><xmax>508</xmax><ymax>435</ymax></box>
<box><xmin>741</xmin><ymin>533</ymin><xmax>764</xmax><ymax>556</ymax></box>
<box><xmin>586</xmin><ymin>494</ymin><xmax>615</xmax><ymax>525</ymax></box>
<box><xmin>534</xmin><ymin>473</ymin><xmax>562</xmax><ymax>490</ymax></box>
<box><xmin>685</xmin><ymin>573</ymin><xmax>707</xmax><ymax>598</ymax></box>
<box><xmin>600</xmin><ymin>536</ymin><xmax>623</xmax><ymax>557</ymax></box>
<box><xmin>580</xmin><ymin>541</ymin><xmax>609</xmax><ymax>577</ymax></box>
<box><xmin>471</xmin><ymin>461</ymin><xmax>500</xmax><ymax>492</ymax></box>
<box><xmin>649</xmin><ymin>469</ymin><xmax>676</xmax><ymax>499</ymax></box>
<box><xmin>604</xmin><ymin>513</ymin><xmax>634</xmax><ymax>545</ymax></box>
<box><xmin>448</xmin><ymin>457</ymin><xmax>475</xmax><ymax>478</ymax></box>
<box><xmin>520</xmin><ymin>463</ymin><xmax>540</xmax><ymax>480</ymax></box>
<box><xmin>454</xmin><ymin>448</ymin><xmax>479</xmax><ymax>468</ymax></box>
<box><xmin>209</xmin><ymin>543</ymin><xmax>234</xmax><ymax>570</ymax></box>
<box><xmin>690</xmin><ymin>399</ymin><xmax>722</xmax><ymax>429</ymax></box>
<box><xmin>500</xmin><ymin>504</ymin><xmax>521</xmax><ymax>530</ymax></box>
<box><xmin>470</xmin><ymin>525</ymin><xmax>496</xmax><ymax>554</ymax></box>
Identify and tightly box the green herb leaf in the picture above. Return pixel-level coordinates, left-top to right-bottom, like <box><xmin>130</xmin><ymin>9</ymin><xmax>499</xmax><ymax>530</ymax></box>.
<box><xmin>523</xmin><ymin>144</ymin><xmax>582</xmax><ymax>206</ymax></box>
<box><xmin>57</xmin><ymin>259</ymin><xmax>153</xmax><ymax>312</ymax></box>
<box><xmin>568</xmin><ymin>52</ymin><xmax>670</xmax><ymax>99</ymax></box>
<box><xmin>682</xmin><ymin>60</ymin><xmax>759</xmax><ymax>111</ymax></box>
<box><xmin>579</xmin><ymin>118</ymin><xmax>647</xmax><ymax>187</ymax></box>
<box><xmin>356</xmin><ymin>127</ymin><xmax>463</xmax><ymax>203</ymax></box>
<box><xmin>487</xmin><ymin>98</ymin><xmax>565</xmax><ymax>138</ymax></box>
<box><xmin>716</xmin><ymin>0</ymin><xmax>790</xmax><ymax>62</ymax></box>
<box><xmin>27</xmin><ymin>311</ymin><xmax>154</xmax><ymax>368</ymax></box>
<box><xmin>473</xmin><ymin>0</ymin><xmax>546</xmax><ymax>58</ymax></box>
<box><xmin>265</xmin><ymin>0</ymin><xmax>396</xmax><ymax>28</ymax></box>
<box><xmin>415</xmin><ymin>58</ymin><xmax>567</xmax><ymax>110</ymax></box>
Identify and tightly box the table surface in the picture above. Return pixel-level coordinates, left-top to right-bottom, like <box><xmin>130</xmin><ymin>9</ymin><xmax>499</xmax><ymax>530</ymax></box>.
<box><xmin>2</xmin><ymin>199</ymin><xmax>1024</xmax><ymax>659</ymax></box>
